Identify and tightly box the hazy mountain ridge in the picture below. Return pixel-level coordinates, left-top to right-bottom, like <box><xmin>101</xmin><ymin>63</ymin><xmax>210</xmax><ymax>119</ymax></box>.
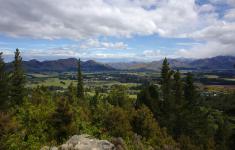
<box><xmin>108</xmin><ymin>56</ymin><xmax>235</xmax><ymax>71</ymax></box>
<box><xmin>6</xmin><ymin>56</ymin><xmax>235</xmax><ymax>72</ymax></box>
<box><xmin>7</xmin><ymin>58</ymin><xmax>116</xmax><ymax>72</ymax></box>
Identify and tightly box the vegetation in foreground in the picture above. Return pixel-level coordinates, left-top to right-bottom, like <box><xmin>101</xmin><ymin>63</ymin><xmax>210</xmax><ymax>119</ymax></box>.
<box><xmin>0</xmin><ymin>49</ymin><xmax>235</xmax><ymax>150</ymax></box>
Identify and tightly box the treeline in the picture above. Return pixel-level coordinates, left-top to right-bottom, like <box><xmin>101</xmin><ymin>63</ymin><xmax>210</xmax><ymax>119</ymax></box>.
<box><xmin>137</xmin><ymin>58</ymin><xmax>235</xmax><ymax>149</ymax></box>
<box><xmin>0</xmin><ymin>49</ymin><xmax>234</xmax><ymax>150</ymax></box>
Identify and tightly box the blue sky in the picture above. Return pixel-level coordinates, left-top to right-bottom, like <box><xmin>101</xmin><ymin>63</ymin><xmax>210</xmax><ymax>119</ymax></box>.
<box><xmin>0</xmin><ymin>0</ymin><xmax>234</xmax><ymax>62</ymax></box>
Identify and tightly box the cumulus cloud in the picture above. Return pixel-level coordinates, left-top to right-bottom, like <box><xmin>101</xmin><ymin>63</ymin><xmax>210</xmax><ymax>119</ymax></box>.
<box><xmin>80</xmin><ymin>39</ymin><xmax>128</xmax><ymax>50</ymax></box>
<box><xmin>0</xmin><ymin>0</ymin><xmax>208</xmax><ymax>39</ymax></box>
<box><xmin>0</xmin><ymin>0</ymin><xmax>235</xmax><ymax>60</ymax></box>
<box><xmin>224</xmin><ymin>9</ymin><xmax>235</xmax><ymax>21</ymax></box>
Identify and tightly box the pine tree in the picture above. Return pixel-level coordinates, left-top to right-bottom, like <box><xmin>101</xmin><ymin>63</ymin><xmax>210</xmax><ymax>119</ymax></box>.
<box><xmin>160</xmin><ymin>58</ymin><xmax>175</xmax><ymax>114</ymax></box>
<box><xmin>10</xmin><ymin>48</ymin><xmax>25</xmax><ymax>106</ymax></box>
<box><xmin>67</xmin><ymin>82</ymin><xmax>76</xmax><ymax>103</ymax></box>
<box><xmin>184</xmin><ymin>73</ymin><xmax>196</xmax><ymax>107</ymax></box>
<box><xmin>0</xmin><ymin>52</ymin><xmax>9</xmax><ymax>110</ymax></box>
<box><xmin>161</xmin><ymin>58</ymin><xmax>172</xmax><ymax>103</ymax></box>
<box><xmin>50</xmin><ymin>97</ymin><xmax>73</xmax><ymax>143</ymax></box>
<box><xmin>160</xmin><ymin>58</ymin><xmax>175</xmax><ymax>131</ymax></box>
<box><xmin>77</xmin><ymin>58</ymin><xmax>84</xmax><ymax>98</ymax></box>
<box><xmin>173</xmin><ymin>70</ymin><xmax>183</xmax><ymax>106</ymax></box>
<box><xmin>136</xmin><ymin>84</ymin><xmax>160</xmax><ymax>117</ymax></box>
<box><xmin>172</xmin><ymin>70</ymin><xmax>185</xmax><ymax>137</ymax></box>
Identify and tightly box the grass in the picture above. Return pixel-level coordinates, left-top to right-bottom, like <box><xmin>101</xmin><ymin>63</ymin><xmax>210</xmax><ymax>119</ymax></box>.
<box><xmin>27</xmin><ymin>78</ymin><xmax>76</xmax><ymax>88</ymax></box>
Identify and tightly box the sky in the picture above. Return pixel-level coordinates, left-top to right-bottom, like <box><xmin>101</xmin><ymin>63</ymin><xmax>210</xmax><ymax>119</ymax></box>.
<box><xmin>0</xmin><ymin>0</ymin><xmax>235</xmax><ymax>62</ymax></box>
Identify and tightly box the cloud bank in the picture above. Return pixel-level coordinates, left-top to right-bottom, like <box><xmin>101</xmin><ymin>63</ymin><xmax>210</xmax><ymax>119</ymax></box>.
<box><xmin>0</xmin><ymin>0</ymin><xmax>234</xmax><ymax>60</ymax></box>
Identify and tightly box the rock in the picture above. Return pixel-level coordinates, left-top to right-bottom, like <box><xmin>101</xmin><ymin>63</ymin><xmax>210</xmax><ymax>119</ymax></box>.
<box><xmin>51</xmin><ymin>147</ymin><xmax>58</xmax><ymax>150</ymax></box>
<box><xmin>41</xmin><ymin>134</ymin><xmax>115</xmax><ymax>150</ymax></box>
<box><xmin>41</xmin><ymin>146</ymin><xmax>50</xmax><ymax>150</ymax></box>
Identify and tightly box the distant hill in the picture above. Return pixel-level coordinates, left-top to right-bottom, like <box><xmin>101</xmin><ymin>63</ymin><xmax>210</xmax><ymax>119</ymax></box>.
<box><xmin>6</xmin><ymin>56</ymin><xmax>235</xmax><ymax>72</ymax></box>
<box><xmin>7</xmin><ymin>58</ymin><xmax>116</xmax><ymax>72</ymax></box>
<box><xmin>108</xmin><ymin>56</ymin><xmax>235</xmax><ymax>71</ymax></box>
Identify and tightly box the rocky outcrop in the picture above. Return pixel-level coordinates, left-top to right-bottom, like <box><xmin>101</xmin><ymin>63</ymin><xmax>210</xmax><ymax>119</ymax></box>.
<box><xmin>41</xmin><ymin>134</ymin><xmax>115</xmax><ymax>150</ymax></box>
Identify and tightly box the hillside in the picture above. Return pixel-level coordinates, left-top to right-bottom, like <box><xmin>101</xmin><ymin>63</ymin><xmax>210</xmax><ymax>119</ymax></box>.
<box><xmin>6</xmin><ymin>56</ymin><xmax>235</xmax><ymax>72</ymax></box>
<box><xmin>7</xmin><ymin>58</ymin><xmax>116</xmax><ymax>72</ymax></box>
<box><xmin>108</xmin><ymin>56</ymin><xmax>235</xmax><ymax>71</ymax></box>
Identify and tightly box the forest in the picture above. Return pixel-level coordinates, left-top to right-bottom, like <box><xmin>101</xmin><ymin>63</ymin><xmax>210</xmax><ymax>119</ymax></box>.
<box><xmin>0</xmin><ymin>49</ymin><xmax>234</xmax><ymax>150</ymax></box>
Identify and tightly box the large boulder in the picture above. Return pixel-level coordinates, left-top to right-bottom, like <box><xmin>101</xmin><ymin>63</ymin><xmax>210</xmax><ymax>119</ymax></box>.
<box><xmin>41</xmin><ymin>134</ymin><xmax>115</xmax><ymax>150</ymax></box>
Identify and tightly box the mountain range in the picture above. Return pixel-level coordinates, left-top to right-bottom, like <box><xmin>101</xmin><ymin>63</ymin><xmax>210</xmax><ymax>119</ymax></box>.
<box><xmin>6</xmin><ymin>56</ymin><xmax>235</xmax><ymax>72</ymax></box>
<box><xmin>108</xmin><ymin>56</ymin><xmax>235</xmax><ymax>71</ymax></box>
<box><xmin>7</xmin><ymin>58</ymin><xmax>115</xmax><ymax>72</ymax></box>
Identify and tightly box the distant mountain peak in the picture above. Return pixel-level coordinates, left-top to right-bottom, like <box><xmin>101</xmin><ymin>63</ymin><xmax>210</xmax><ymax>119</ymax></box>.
<box><xmin>7</xmin><ymin>58</ymin><xmax>115</xmax><ymax>72</ymax></box>
<box><xmin>108</xmin><ymin>55</ymin><xmax>235</xmax><ymax>71</ymax></box>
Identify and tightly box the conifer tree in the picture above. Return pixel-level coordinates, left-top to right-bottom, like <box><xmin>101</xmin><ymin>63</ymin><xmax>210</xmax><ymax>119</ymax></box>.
<box><xmin>10</xmin><ymin>48</ymin><xmax>25</xmax><ymax>106</ymax></box>
<box><xmin>67</xmin><ymin>82</ymin><xmax>76</xmax><ymax>103</ymax></box>
<box><xmin>172</xmin><ymin>70</ymin><xmax>185</xmax><ymax>137</ymax></box>
<box><xmin>161</xmin><ymin>58</ymin><xmax>172</xmax><ymax>103</ymax></box>
<box><xmin>160</xmin><ymin>58</ymin><xmax>175</xmax><ymax>131</ymax></box>
<box><xmin>50</xmin><ymin>97</ymin><xmax>73</xmax><ymax>143</ymax></box>
<box><xmin>184</xmin><ymin>72</ymin><xmax>196</xmax><ymax>106</ymax></box>
<box><xmin>77</xmin><ymin>58</ymin><xmax>84</xmax><ymax>98</ymax></box>
<box><xmin>173</xmin><ymin>70</ymin><xmax>183</xmax><ymax>106</ymax></box>
<box><xmin>0</xmin><ymin>52</ymin><xmax>8</xmax><ymax>110</ymax></box>
<box><xmin>160</xmin><ymin>58</ymin><xmax>174</xmax><ymax>114</ymax></box>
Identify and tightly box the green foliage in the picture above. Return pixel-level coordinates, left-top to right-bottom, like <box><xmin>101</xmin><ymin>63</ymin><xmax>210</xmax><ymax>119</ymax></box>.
<box><xmin>0</xmin><ymin>52</ymin><xmax>9</xmax><ymax>110</ymax></box>
<box><xmin>77</xmin><ymin>59</ymin><xmax>84</xmax><ymax>98</ymax></box>
<box><xmin>107</xmin><ymin>85</ymin><xmax>131</xmax><ymax>108</ymax></box>
<box><xmin>161</xmin><ymin>58</ymin><xmax>172</xmax><ymax>103</ymax></box>
<box><xmin>49</xmin><ymin>97</ymin><xmax>73</xmax><ymax>143</ymax></box>
<box><xmin>10</xmin><ymin>48</ymin><xmax>25</xmax><ymax>106</ymax></box>
<box><xmin>1</xmin><ymin>54</ymin><xmax>234</xmax><ymax>150</ymax></box>
<box><xmin>137</xmin><ymin>84</ymin><xmax>160</xmax><ymax>117</ymax></box>
<box><xmin>67</xmin><ymin>82</ymin><xmax>77</xmax><ymax>103</ymax></box>
<box><xmin>131</xmin><ymin>106</ymin><xmax>176</xmax><ymax>148</ymax></box>
<box><xmin>102</xmin><ymin>106</ymin><xmax>132</xmax><ymax>137</ymax></box>
<box><xmin>173</xmin><ymin>70</ymin><xmax>183</xmax><ymax>107</ymax></box>
<box><xmin>184</xmin><ymin>72</ymin><xmax>197</xmax><ymax>106</ymax></box>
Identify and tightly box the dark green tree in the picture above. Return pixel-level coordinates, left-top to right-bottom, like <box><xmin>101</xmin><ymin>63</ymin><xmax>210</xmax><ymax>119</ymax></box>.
<box><xmin>67</xmin><ymin>82</ymin><xmax>76</xmax><ymax>103</ymax></box>
<box><xmin>50</xmin><ymin>97</ymin><xmax>73</xmax><ymax>143</ymax></box>
<box><xmin>90</xmin><ymin>89</ymin><xmax>99</xmax><ymax>108</ymax></box>
<box><xmin>10</xmin><ymin>48</ymin><xmax>25</xmax><ymax>106</ymax></box>
<box><xmin>108</xmin><ymin>85</ymin><xmax>130</xmax><ymax>108</ymax></box>
<box><xmin>77</xmin><ymin>59</ymin><xmax>84</xmax><ymax>98</ymax></box>
<box><xmin>184</xmin><ymin>73</ymin><xmax>196</xmax><ymax>107</ymax></box>
<box><xmin>160</xmin><ymin>58</ymin><xmax>175</xmax><ymax>130</ymax></box>
<box><xmin>173</xmin><ymin>70</ymin><xmax>183</xmax><ymax>107</ymax></box>
<box><xmin>136</xmin><ymin>84</ymin><xmax>160</xmax><ymax>117</ymax></box>
<box><xmin>161</xmin><ymin>58</ymin><xmax>171</xmax><ymax>101</ymax></box>
<box><xmin>0</xmin><ymin>52</ymin><xmax>9</xmax><ymax>110</ymax></box>
<box><xmin>172</xmin><ymin>70</ymin><xmax>185</xmax><ymax>137</ymax></box>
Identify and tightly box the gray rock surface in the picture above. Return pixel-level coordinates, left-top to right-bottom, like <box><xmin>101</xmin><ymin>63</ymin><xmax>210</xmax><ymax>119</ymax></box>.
<box><xmin>41</xmin><ymin>134</ymin><xmax>115</xmax><ymax>150</ymax></box>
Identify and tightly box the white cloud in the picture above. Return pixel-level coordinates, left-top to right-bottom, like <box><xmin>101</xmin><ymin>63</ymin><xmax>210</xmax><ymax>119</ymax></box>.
<box><xmin>0</xmin><ymin>0</ymin><xmax>213</xmax><ymax>39</ymax></box>
<box><xmin>224</xmin><ymin>9</ymin><xmax>235</xmax><ymax>21</ymax></box>
<box><xmin>0</xmin><ymin>0</ymin><xmax>235</xmax><ymax>60</ymax></box>
<box><xmin>80</xmin><ymin>39</ymin><xmax>128</xmax><ymax>50</ymax></box>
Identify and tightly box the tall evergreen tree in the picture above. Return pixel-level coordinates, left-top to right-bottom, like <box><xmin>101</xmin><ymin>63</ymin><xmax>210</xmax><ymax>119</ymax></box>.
<box><xmin>160</xmin><ymin>58</ymin><xmax>174</xmax><ymax>113</ymax></box>
<box><xmin>161</xmin><ymin>58</ymin><xmax>172</xmax><ymax>103</ymax></box>
<box><xmin>173</xmin><ymin>70</ymin><xmax>183</xmax><ymax>106</ymax></box>
<box><xmin>0</xmin><ymin>52</ymin><xmax>9</xmax><ymax>110</ymax></box>
<box><xmin>10</xmin><ymin>48</ymin><xmax>25</xmax><ymax>106</ymax></box>
<box><xmin>160</xmin><ymin>58</ymin><xmax>175</xmax><ymax>131</ymax></box>
<box><xmin>172</xmin><ymin>70</ymin><xmax>185</xmax><ymax>137</ymax></box>
<box><xmin>136</xmin><ymin>84</ymin><xmax>160</xmax><ymax>117</ymax></box>
<box><xmin>184</xmin><ymin>73</ymin><xmax>196</xmax><ymax>107</ymax></box>
<box><xmin>77</xmin><ymin>58</ymin><xmax>84</xmax><ymax>98</ymax></box>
